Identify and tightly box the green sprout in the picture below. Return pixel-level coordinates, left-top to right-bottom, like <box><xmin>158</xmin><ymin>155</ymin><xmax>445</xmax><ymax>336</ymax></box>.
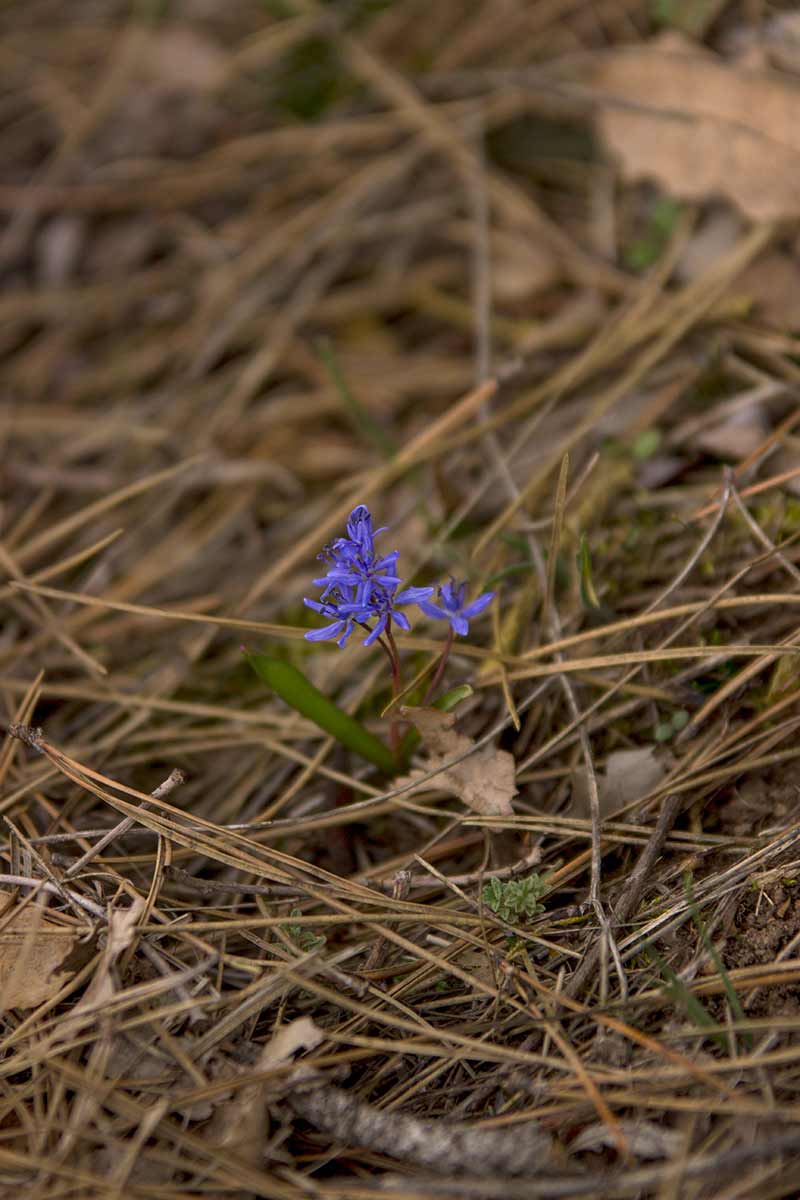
<box><xmin>482</xmin><ymin>873</ymin><xmax>548</xmax><ymax>925</ymax></box>
<box><xmin>654</xmin><ymin>708</ymin><xmax>690</xmax><ymax>742</ymax></box>
<box><xmin>283</xmin><ymin>909</ymin><xmax>326</xmax><ymax>953</ymax></box>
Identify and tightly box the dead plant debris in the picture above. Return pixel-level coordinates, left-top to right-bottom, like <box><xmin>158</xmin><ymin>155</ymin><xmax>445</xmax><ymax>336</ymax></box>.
<box><xmin>3</xmin><ymin>2</ymin><xmax>800</xmax><ymax>1197</ymax></box>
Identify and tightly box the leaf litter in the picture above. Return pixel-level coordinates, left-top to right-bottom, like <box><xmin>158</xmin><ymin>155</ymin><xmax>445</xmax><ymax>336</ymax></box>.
<box><xmin>399</xmin><ymin>704</ymin><xmax>517</xmax><ymax>816</ymax></box>
<box><xmin>593</xmin><ymin>31</ymin><xmax>800</xmax><ymax>222</ymax></box>
<box><xmin>4</xmin><ymin>1</ymin><xmax>800</xmax><ymax>1197</ymax></box>
<box><xmin>0</xmin><ymin>896</ymin><xmax>78</xmax><ymax>1011</ymax></box>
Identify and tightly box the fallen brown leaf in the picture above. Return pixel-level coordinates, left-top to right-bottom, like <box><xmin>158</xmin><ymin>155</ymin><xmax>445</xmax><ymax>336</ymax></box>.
<box><xmin>694</xmin><ymin>410</ymin><xmax>768</xmax><ymax>461</ymax></box>
<box><xmin>51</xmin><ymin>897</ymin><xmax>144</xmax><ymax>1048</ymax></box>
<box><xmin>571</xmin><ymin>747</ymin><xmax>665</xmax><ymax>818</ymax></box>
<box><xmin>592</xmin><ymin>32</ymin><xmax>800</xmax><ymax>222</ymax></box>
<box><xmin>680</xmin><ymin>213</ymin><xmax>800</xmax><ymax>328</ymax></box>
<box><xmin>214</xmin><ymin>1017</ymin><xmax>324</xmax><ymax>1167</ymax></box>
<box><xmin>736</xmin><ymin>250</ymin><xmax>800</xmax><ymax>330</ymax></box>
<box><xmin>399</xmin><ymin>706</ymin><xmax>517</xmax><ymax>816</ymax></box>
<box><xmin>0</xmin><ymin>895</ymin><xmax>78</xmax><ymax>1011</ymax></box>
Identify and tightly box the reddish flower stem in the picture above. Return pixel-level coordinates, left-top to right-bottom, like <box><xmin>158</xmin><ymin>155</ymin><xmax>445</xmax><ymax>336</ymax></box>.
<box><xmin>378</xmin><ymin>620</ymin><xmax>403</xmax><ymax>756</ymax></box>
<box><xmin>422</xmin><ymin>625</ymin><xmax>454</xmax><ymax>706</ymax></box>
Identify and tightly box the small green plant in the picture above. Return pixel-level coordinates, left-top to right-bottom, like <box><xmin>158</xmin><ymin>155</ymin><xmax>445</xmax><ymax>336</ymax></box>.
<box><xmin>654</xmin><ymin>708</ymin><xmax>690</xmax><ymax>742</ymax></box>
<box><xmin>283</xmin><ymin>909</ymin><xmax>326</xmax><ymax>953</ymax></box>
<box><xmin>624</xmin><ymin>197</ymin><xmax>683</xmax><ymax>271</ymax></box>
<box><xmin>576</xmin><ymin>532</ymin><xmax>601</xmax><ymax>612</ymax></box>
<box><xmin>482</xmin><ymin>873</ymin><xmax>548</xmax><ymax>925</ymax></box>
<box><xmin>632</xmin><ymin>429</ymin><xmax>661</xmax><ymax>460</ymax></box>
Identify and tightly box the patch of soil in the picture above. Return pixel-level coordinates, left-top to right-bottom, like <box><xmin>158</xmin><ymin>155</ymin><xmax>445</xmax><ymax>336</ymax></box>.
<box><xmin>721</xmin><ymin>878</ymin><xmax>800</xmax><ymax>1019</ymax></box>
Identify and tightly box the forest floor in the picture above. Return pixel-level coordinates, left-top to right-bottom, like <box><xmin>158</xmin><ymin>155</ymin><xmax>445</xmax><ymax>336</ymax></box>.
<box><xmin>4</xmin><ymin>2</ymin><xmax>800</xmax><ymax>1197</ymax></box>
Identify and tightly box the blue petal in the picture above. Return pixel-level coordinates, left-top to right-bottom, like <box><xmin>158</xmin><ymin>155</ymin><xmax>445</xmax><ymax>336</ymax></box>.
<box><xmin>338</xmin><ymin>602</ymin><xmax>373</xmax><ymax>619</ymax></box>
<box><xmin>440</xmin><ymin>580</ymin><xmax>459</xmax><ymax>610</ymax></box>
<box><xmin>305</xmin><ymin>621</ymin><xmax>345</xmax><ymax>642</ymax></box>
<box><xmin>461</xmin><ymin>591</ymin><xmax>494</xmax><ymax>619</ymax></box>
<box><xmin>346</xmin><ymin>504</ymin><xmax>371</xmax><ymax>531</ymax></box>
<box><xmin>395</xmin><ymin>586</ymin><xmax>434</xmax><ymax>605</ymax></box>
<box><xmin>392</xmin><ymin>610</ymin><xmax>410</xmax><ymax>631</ymax></box>
<box><xmin>418</xmin><ymin>599</ymin><xmax>448</xmax><ymax>620</ymax></box>
<box><xmin>336</xmin><ymin>621</ymin><xmax>355</xmax><ymax>648</ymax></box>
<box><xmin>315</xmin><ymin>570</ymin><xmax>361</xmax><ymax>586</ymax></box>
<box><xmin>303</xmin><ymin>598</ymin><xmax>330</xmax><ymax>614</ymax></box>
<box><xmin>451</xmin><ymin>614</ymin><xmax>469</xmax><ymax>637</ymax></box>
<box><xmin>363</xmin><ymin>612</ymin><xmax>388</xmax><ymax>647</ymax></box>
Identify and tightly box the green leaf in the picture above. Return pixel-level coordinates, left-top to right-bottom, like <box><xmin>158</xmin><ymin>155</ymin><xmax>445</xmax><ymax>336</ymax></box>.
<box><xmin>633</xmin><ymin>429</ymin><xmax>661</xmax><ymax>460</ymax></box>
<box><xmin>245</xmin><ymin>652</ymin><xmax>395</xmax><ymax>774</ymax></box>
<box><xmin>683</xmin><ymin>873</ymin><xmax>750</xmax><ymax>1051</ymax></box>
<box><xmin>482</xmin><ymin>873</ymin><xmax>548</xmax><ymax>925</ymax></box>
<box><xmin>645</xmin><ymin>941</ymin><xmax>726</xmax><ymax>1050</ymax></box>
<box><xmin>283</xmin><ymin>908</ymin><xmax>326</xmax><ymax>952</ymax></box>
<box><xmin>315</xmin><ymin>337</ymin><xmax>396</xmax><ymax>459</ymax></box>
<box><xmin>576</xmin><ymin>532</ymin><xmax>601</xmax><ymax>611</ymax></box>
<box><xmin>486</xmin><ymin>560</ymin><xmax>534</xmax><ymax>586</ymax></box>
<box><xmin>436</xmin><ymin>683</ymin><xmax>474</xmax><ymax>711</ymax></box>
<box><xmin>500</xmin><ymin>532</ymin><xmax>532</xmax><ymax>554</ymax></box>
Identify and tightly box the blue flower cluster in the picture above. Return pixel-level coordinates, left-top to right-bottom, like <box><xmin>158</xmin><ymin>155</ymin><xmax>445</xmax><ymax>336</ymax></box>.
<box><xmin>418</xmin><ymin>578</ymin><xmax>495</xmax><ymax>638</ymax></box>
<box><xmin>304</xmin><ymin>505</ymin><xmax>494</xmax><ymax>648</ymax></box>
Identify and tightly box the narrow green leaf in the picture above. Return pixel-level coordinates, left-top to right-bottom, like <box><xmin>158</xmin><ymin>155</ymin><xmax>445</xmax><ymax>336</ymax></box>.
<box><xmin>315</xmin><ymin>337</ymin><xmax>396</xmax><ymax>459</ymax></box>
<box><xmin>577</xmin><ymin>532</ymin><xmax>601</xmax><ymax>611</ymax></box>
<box><xmin>436</xmin><ymin>683</ymin><xmax>474</xmax><ymax>711</ymax></box>
<box><xmin>246</xmin><ymin>652</ymin><xmax>395</xmax><ymax>774</ymax></box>
<box><xmin>683</xmin><ymin>873</ymin><xmax>750</xmax><ymax>1051</ymax></box>
<box><xmin>486</xmin><ymin>561</ymin><xmax>534</xmax><ymax>586</ymax></box>
<box><xmin>645</xmin><ymin>941</ymin><xmax>727</xmax><ymax>1050</ymax></box>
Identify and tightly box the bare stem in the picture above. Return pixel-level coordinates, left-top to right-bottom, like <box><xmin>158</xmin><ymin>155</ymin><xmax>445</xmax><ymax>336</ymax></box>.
<box><xmin>384</xmin><ymin>621</ymin><xmax>402</xmax><ymax>755</ymax></box>
<box><xmin>422</xmin><ymin>625</ymin><xmax>454</xmax><ymax>705</ymax></box>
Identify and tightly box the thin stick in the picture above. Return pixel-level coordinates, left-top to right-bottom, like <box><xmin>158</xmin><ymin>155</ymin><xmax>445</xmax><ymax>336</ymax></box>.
<box><xmin>565</xmin><ymin>794</ymin><xmax>683</xmax><ymax>999</ymax></box>
<box><xmin>422</xmin><ymin>625</ymin><xmax>454</xmax><ymax>706</ymax></box>
<box><xmin>63</xmin><ymin>768</ymin><xmax>186</xmax><ymax>879</ymax></box>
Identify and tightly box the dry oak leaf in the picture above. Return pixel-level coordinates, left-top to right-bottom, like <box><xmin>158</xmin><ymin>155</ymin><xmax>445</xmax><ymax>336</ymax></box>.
<box><xmin>0</xmin><ymin>896</ymin><xmax>78</xmax><ymax>1011</ymax></box>
<box><xmin>571</xmin><ymin>747</ymin><xmax>665</xmax><ymax>820</ymax></box>
<box><xmin>592</xmin><ymin>32</ymin><xmax>800</xmax><ymax>222</ymax></box>
<box><xmin>399</xmin><ymin>706</ymin><xmax>517</xmax><ymax>816</ymax></box>
<box><xmin>213</xmin><ymin>1018</ymin><xmax>325</xmax><ymax>1167</ymax></box>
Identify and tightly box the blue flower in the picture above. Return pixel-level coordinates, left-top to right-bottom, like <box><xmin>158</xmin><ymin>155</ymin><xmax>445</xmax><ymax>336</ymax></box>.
<box><xmin>304</xmin><ymin>505</ymin><xmax>433</xmax><ymax>647</ymax></box>
<box><xmin>418</xmin><ymin>579</ymin><xmax>494</xmax><ymax>637</ymax></box>
<box><xmin>339</xmin><ymin>584</ymin><xmax>434</xmax><ymax>646</ymax></box>
<box><xmin>345</xmin><ymin>504</ymin><xmax>386</xmax><ymax>552</ymax></box>
<box><xmin>303</xmin><ymin>593</ymin><xmax>357</xmax><ymax>648</ymax></box>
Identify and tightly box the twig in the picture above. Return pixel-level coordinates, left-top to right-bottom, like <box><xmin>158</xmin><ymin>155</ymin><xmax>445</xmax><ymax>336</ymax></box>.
<box><xmin>163</xmin><ymin>864</ymin><xmax>273</xmax><ymax>899</ymax></box>
<box><xmin>564</xmin><ymin>794</ymin><xmax>683</xmax><ymax>1000</ymax></box>
<box><xmin>362</xmin><ymin>869</ymin><xmax>410</xmax><ymax>973</ymax></box>
<box><xmin>286</xmin><ymin>1075</ymin><xmax>553</xmax><ymax>1178</ymax></box>
<box><xmin>63</xmin><ymin>767</ymin><xmax>186</xmax><ymax>879</ymax></box>
<box><xmin>370</xmin><ymin>848</ymin><xmax>542</xmax><ymax>893</ymax></box>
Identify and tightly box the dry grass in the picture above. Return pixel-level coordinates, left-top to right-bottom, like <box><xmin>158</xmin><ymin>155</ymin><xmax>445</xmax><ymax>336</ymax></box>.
<box><xmin>3</xmin><ymin>1</ymin><xmax>800</xmax><ymax>1197</ymax></box>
